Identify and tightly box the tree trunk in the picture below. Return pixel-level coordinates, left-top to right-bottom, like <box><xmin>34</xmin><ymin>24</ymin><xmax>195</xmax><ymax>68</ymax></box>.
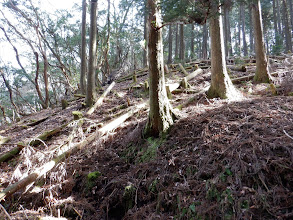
<box><xmin>207</xmin><ymin>1</ymin><xmax>239</xmax><ymax>100</ymax></box>
<box><xmin>80</xmin><ymin>0</ymin><xmax>87</xmax><ymax>94</ymax></box>
<box><xmin>240</xmin><ymin>3</ymin><xmax>248</xmax><ymax>56</ymax></box>
<box><xmin>144</xmin><ymin>0</ymin><xmax>176</xmax><ymax>137</ymax></box>
<box><xmin>143</xmin><ymin>0</ymin><xmax>148</xmax><ymax>67</ymax></box>
<box><xmin>202</xmin><ymin>23</ymin><xmax>208</xmax><ymax>59</ymax></box>
<box><xmin>179</xmin><ymin>24</ymin><xmax>185</xmax><ymax>61</ymax></box>
<box><xmin>249</xmin><ymin>5</ymin><xmax>254</xmax><ymax>54</ymax></box>
<box><xmin>276</xmin><ymin>0</ymin><xmax>283</xmax><ymax>36</ymax></box>
<box><xmin>289</xmin><ymin>0</ymin><xmax>293</xmax><ymax>28</ymax></box>
<box><xmin>223</xmin><ymin>0</ymin><xmax>232</xmax><ymax>57</ymax></box>
<box><xmin>167</xmin><ymin>24</ymin><xmax>173</xmax><ymax>64</ymax></box>
<box><xmin>282</xmin><ymin>0</ymin><xmax>292</xmax><ymax>53</ymax></box>
<box><xmin>86</xmin><ymin>0</ymin><xmax>98</xmax><ymax>107</ymax></box>
<box><xmin>0</xmin><ymin>69</ymin><xmax>19</xmax><ymax>115</ymax></box>
<box><xmin>190</xmin><ymin>24</ymin><xmax>195</xmax><ymax>59</ymax></box>
<box><xmin>175</xmin><ymin>24</ymin><xmax>179</xmax><ymax>59</ymax></box>
<box><xmin>252</xmin><ymin>0</ymin><xmax>271</xmax><ymax>83</ymax></box>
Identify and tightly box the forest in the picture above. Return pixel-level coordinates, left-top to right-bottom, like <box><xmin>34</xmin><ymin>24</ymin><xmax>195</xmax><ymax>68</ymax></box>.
<box><xmin>0</xmin><ymin>0</ymin><xmax>292</xmax><ymax>219</ymax></box>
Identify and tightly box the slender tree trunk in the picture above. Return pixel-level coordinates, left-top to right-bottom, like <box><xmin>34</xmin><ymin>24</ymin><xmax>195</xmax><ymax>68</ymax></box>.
<box><xmin>240</xmin><ymin>3</ymin><xmax>248</xmax><ymax>56</ymax></box>
<box><xmin>249</xmin><ymin>5</ymin><xmax>254</xmax><ymax>54</ymax></box>
<box><xmin>190</xmin><ymin>24</ymin><xmax>195</xmax><ymax>59</ymax></box>
<box><xmin>207</xmin><ymin>1</ymin><xmax>239</xmax><ymax>100</ymax></box>
<box><xmin>237</xmin><ymin>6</ymin><xmax>241</xmax><ymax>55</ymax></box>
<box><xmin>80</xmin><ymin>0</ymin><xmax>87</xmax><ymax>94</ymax></box>
<box><xmin>143</xmin><ymin>0</ymin><xmax>148</xmax><ymax>67</ymax></box>
<box><xmin>289</xmin><ymin>0</ymin><xmax>293</xmax><ymax>28</ymax></box>
<box><xmin>179</xmin><ymin>24</ymin><xmax>185</xmax><ymax>61</ymax></box>
<box><xmin>276</xmin><ymin>0</ymin><xmax>283</xmax><ymax>36</ymax></box>
<box><xmin>282</xmin><ymin>0</ymin><xmax>292</xmax><ymax>52</ymax></box>
<box><xmin>167</xmin><ymin>25</ymin><xmax>173</xmax><ymax>64</ymax></box>
<box><xmin>202</xmin><ymin>23</ymin><xmax>208</xmax><ymax>59</ymax></box>
<box><xmin>252</xmin><ymin>0</ymin><xmax>271</xmax><ymax>83</ymax></box>
<box><xmin>175</xmin><ymin>24</ymin><xmax>179</xmax><ymax>59</ymax></box>
<box><xmin>144</xmin><ymin>0</ymin><xmax>176</xmax><ymax>137</ymax></box>
<box><xmin>86</xmin><ymin>0</ymin><xmax>98</xmax><ymax>107</ymax></box>
<box><xmin>273</xmin><ymin>0</ymin><xmax>279</xmax><ymax>42</ymax></box>
<box><xmin>0</xmin><ymin>69</ymin><xmax>19</xmax><ymax>114</ymax></box>
<box><xmin>223</xmin><ymin>0</ymin><xmax>232</xmax><ymax>57</ymax></box>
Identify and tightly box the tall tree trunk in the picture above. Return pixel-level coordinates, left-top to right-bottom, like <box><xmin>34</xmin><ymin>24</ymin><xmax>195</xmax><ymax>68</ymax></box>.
<box><xmin>237</xmin><ymin>6</ymin><xmax>241</xmax><ymax>55</ymax></box>
<box><xmin>273</xmin><ymin>0</ymin><xmax>279</xmax><ymax>41</ymax></box>
<box><xmin>282</xmin><ymin>0</ymin><xmax>292</xmax><ymax>52</ymax></box>
<box><xmin>289</xmin><ymin>0</ymin><xmax>293</xmax><ymax>28</ymax></box>
<box><xmin>86</xmin><ymin>0</ymin><xmax>98</xmax><ymax>107</ymax></box>
<box><xmin>80</xmin><ymin>0</ymin><xmax>87</xmax><ymax>94</ymax></box>
<box><xmin>276</xmin><ymin>0</ymin><xmax>283</xmax><ymax>36</ymax></box>
<box><xmin>240</xmin><ymin>3</ymin><xmax>248</xmax><ymax>56</ymax></box>
<box><xmin>223</xmin><ymin>0</ymin><xmax>232</xmax><ymax>57</ymax></box>
<box><xmin>207</xmin><ymin>1</ymin><xmax>239</xmax><ymax>100</ymax></box>
<box><xmin>167</xmin><ymin>25</ymin><xmax>173</xmax><ymax>64</ymax></box>
<box><xmin>190</xmin><ymin>24</ymin><xmax>195</xmax><ymax>59</ymax></box>
<box><xmin>143</xmin><ymin>0</ymin><xmax>148</xmax><ymax>67</ymax></box>
<box><xmin>144</xmin><ymin>0</ymin><xmax>176</xmax><ymax>137</ymax></box>
<box><xmin>179</xmin><ymin>24</ymin><xmax>185</xmax><ymax>61</ymax></box>
<box><xmin>252</xmin><ymin>0</ymin><xmax>271</xmax><ymax>83</ymax></box>
<box><xmin>175</xmin><ymin>24</ymin><xmax>179</xmax><ymax>59</ymax></box>
<box><xmin>202</xmin><ymin>23</ymin><xmax>208</xmax><ymax>59</ymax></box>
<box><xmin>249</xmin><ymin>5</ymin><xmax>254</xmax><ymax>54</ymax></box>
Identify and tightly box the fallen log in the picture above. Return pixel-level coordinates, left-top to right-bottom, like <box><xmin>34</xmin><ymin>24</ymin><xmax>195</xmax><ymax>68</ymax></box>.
<box><xmin>178</xmin><ymin>63</ymin><xmax>189</xmax><ymax>76</ymax></box>
<box><xmin>227</xmin><ymin>65</ymin><xmax>246</xmax><ymax>72</ymax></box>
<box><xmin>231</xmin><ymin>71</ymin><xmax>280</xmax><ymax>84</ymax></box>
<box><xmin>0</xmin><ymin>143</ymin><xmax>26</xmax><ymax>163</ymax></box>
<box><xmin>116</xmin><ymin>68</ymin><xmax>148</xmax><ymax>83</ymax></box>
<box><xmin>87</xmin><ymin>81</ymin><xmax>116</xmax><ymax>115</ymax></box>
<box><xmin>0</xmin><ymin>123</ymin><xmax>70</xmax><ymax>164</ymax></box>
<box><xmin>29</xmin><ymin>123</ymin><xmax>69</xmax><ymax>146</ymax></box>
<box><xmin>0</xmin><ymin>103</ymin><xmax>147</xmax><ymax>202</ymax></box>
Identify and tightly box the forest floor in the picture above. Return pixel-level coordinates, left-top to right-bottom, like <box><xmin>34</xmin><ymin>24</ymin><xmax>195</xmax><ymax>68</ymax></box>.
<box><xmin>0</xmin><ymin>56</ymin><xmax>293</xmax><ymax>220</ymax></box>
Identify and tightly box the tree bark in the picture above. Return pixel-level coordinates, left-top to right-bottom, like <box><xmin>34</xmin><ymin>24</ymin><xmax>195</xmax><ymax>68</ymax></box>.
<box><xmin>207</xmin><ymin>1</ymin><xmax>240</xmax><ymax>100</ymax></box>
<box><xmin>202</xmin><ymin>23</ymin><xmax>208</xmax><ymax>59</ymax></box>
<box><xmin>282</xmin><ymin>0</ymin><xmax>292</xmax><ymax>53</ymax></box>
<box><xmin>252</xmin><ymin>0</ymin><xmax>271</xmax><ymax>83</ymax></box>
<box><xmin>175</xmin><ymin>24</ymin><xmax>179</xmax><ymax>59</ymax></box>
<box><xmin>249</xmin><ymin>4</ymin><xmax>254</xmax><ymax>54</ymax></box>
<box><xmin>167</xmin><ymin>25</ymin><xmax>173</xmax><ymax>64</ymax></box>
<box><xmin>80</xmin><ymin>0</ymin><xmax>87</xmax><ymax>94</ymax></box>
<box><xmin>190</xmin><ymin>24</ymin><xmax>195</xmax><ymax>59</ymax></box>
<box><xmin>179</xmin><ymin>24</ymin><xmax>185</xmax><ymax>61</ymax></box>
<box><xmin>240</xmin><ymin>2</ymin><xmax>248</xmax><ymax>56</ymax></box>
<box><xmin>86</xmin><ymin>0</ymin><xmax>98</xmax><ymax>107</ymax></box>
<box><xmin>143</xmin><ymin>0</ymin><xmax>148</xmax><ymax>67</ymax></box>
<box><xmin>144</xmin><ymin>0</ymin><xmax>176</xmax><ymax>137</ymax></box>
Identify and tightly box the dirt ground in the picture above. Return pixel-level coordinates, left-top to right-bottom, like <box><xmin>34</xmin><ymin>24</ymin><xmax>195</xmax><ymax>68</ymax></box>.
<box><xmin>0</xmin><ymin>57</ymin><xmax>293</xmax><ymax>219</ymax></box>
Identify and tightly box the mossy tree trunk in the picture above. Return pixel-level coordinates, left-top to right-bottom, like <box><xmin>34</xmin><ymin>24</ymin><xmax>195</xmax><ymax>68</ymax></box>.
<box><xmin>144</xmin><ymin>0</ymin><xmax>176</xmax><ymax>137</ymax></box>
<box><xmin>86</xmin><ymin>0</ymin><xmax>98</xmax><ymax>107</ymax></box>
<box><xmin>252</xmin><ymin>0</ymin><xmax>271</xmax><ymax>83</ymax></box>
<box><xmin>207</xmin><ymin>1</ymin><xmax>239</xmax><ymax>100</ymax></box>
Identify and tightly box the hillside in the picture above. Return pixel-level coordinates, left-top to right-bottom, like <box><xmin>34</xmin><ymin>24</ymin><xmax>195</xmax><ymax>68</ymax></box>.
<box><xmin>0</xmin><ymin>57</ymin><xmax>293</xmax><ymax>220</ymax></box>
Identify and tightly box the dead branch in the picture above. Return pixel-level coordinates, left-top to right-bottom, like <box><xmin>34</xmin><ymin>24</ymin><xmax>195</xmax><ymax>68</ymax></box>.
<box><xmin>87</xmin><ymin>81</ymin><xmax>116</xmax><ymax>115</ymax></box>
